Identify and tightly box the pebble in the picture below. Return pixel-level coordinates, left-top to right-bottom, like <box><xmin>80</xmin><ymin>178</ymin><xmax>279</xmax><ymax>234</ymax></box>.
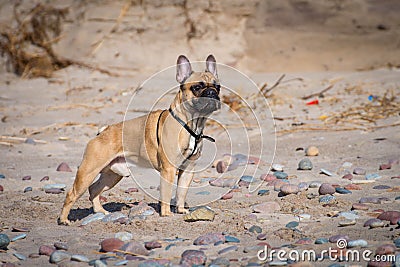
<box><xmin>257</xmin><ymin>234</ymin><xmax>267</xmax><ymax>240</ymax></box>
<box><xmin>344</xmin><ymin>184</ymin><xmax>362</xmax><ymax>190</ymax></box>
<box><xmin>0</xmin><ymin>234</ymin><xmax>10</xmax><ymax>250</ymax></box>
<box><xmin>13</xmin><ymin>253</ymin><xmax>26</xmax><ymax>261</ymax></box>
<box><xmin>125</xmin><ymin>188</ymin><xmax>139</xmax><ymax>193</ymax></box>
<box><xmin>45</xmin><ymin>188</ymin><xmax>64</xmax><ymax>194</ymax></box>
<box><xmin>352</xmin><ymin>203</ymin><xmax>369</xmax><ymax>211</ymax></box>
<box><xmin>0</xmin><ymin>185</ymin><xmax>3</xmax><ymax>192</ymax></box>
<box><xmin>379</xmin><ymin>163</ymin><xmax>391</xmax><ymax>170</ymax></box>
<box><xmin>307</xmin><ymin>192</ymin><xmax>319</xmax><ymax>199</ymax></box>
<box><xmin>298</xmin><ymin>213</ymin><xmax>312</xmax><ymax>221</ymax></box>
<box><xmin>196</xmin><ymin>191</ymin><xmax>210</xmax><ymax>195</ymax></box>
<box><xmin>347</xmin><ymin>239</ymin><xmax>368</xmax><ymax>248</ymax></box>
<box><xmin>57</xmin><ymin>162</ymin><xmax>72</xmax><ymax>172</ymax></box>
<box><xmin>144</xmin><ymin>241</ymin><xmax>162</xmax><ymax>250</ymax></box>
<box><xmin>115</xmin><ymin>232</ymin><xmax>133</xmax><ymax>242</ymax></box>
<box><xmin>71</xmin><ymin>254</ymin><xmax>89</xmax><ymax>262</ymax></box>
<box><xmin>272</xmin><ymin>164</ymin><xmax>284</xmax><ymax>172</ymax></box>
<box><xmin>209</xmin><ymin>178</ymin><xmax>236</xmax><ymax>188</ymax></box>
<box><xmin>249</xmin><ymin>225</ymin><xmax>262</xmax><ymax>233</ymax></box>
<box><xmin>119</xmin><ymin>241</ymin><xmax>149</xmax><ymax>256</ymax></box>
<box><xmin>315</xmin><ymin>238</ymin><xmax>329</xmax><ymax>244</ymax></box>
<box><xmin>305</xmin><ymin>146</ymin><xmax>319</xmax><ymax>156</ymax></box>
<box><xmin>221</xmin><ymin>191</ymin><xmax>234</xmax><ymax>200</ymax></box>
<box><xmin>373</xmin><ymin>185</ymin><xmax>391</xmax><ymax>190</ymax></box>
<box><xmin>319</xmin><ymin>195</ymin><xmax>336</xmax><ymax>204</ymax></box>
<box><xmin>377</xmin><ymin>211</ymin><xmax>400</xmax><ymax>224</ymax></box>
<box><xmin>342</xmin><ymin>173</ymin><xmax>353</xmax><ymax>180</ymax></box>
<box><xmin>394</xmin><ymin>238</ymin><xmax>400</xmax><ymax>248</ymax></box>
<box><xmin>29</xmin><ymin>253</ymin><xmax>40</xmax><ymax>259</ymax></box>
<box><xmin>364</xmin><ymin>218</ymin><xmax>385</xmax><ymax>228</ymax></box>
<box><xmin>0</xmin><ymin>174</ymin><xmax>5</xmax><ymax>179</ymax></box>
<box><xmin>193</xmin><ymin>233</ymin><xmax>225</xmax><ymax>245</ymax></box>
<box><xmin>286</xmin><ymin>221</ymin><xmax>299</xmax><ymax>229</ymax></box>
<box><xmin>257</xmin><ymin>189</ymin><xmax>270</xmax><ymax>196</ymax></box>
<box><xmin>243</xmin><ymin>245</ymin><xmax>264</xmax><ymax>253</ymax></box>
<box><xmin>339</xmin><ymin>211</ymin><xmax>359</xmax><ymax>220</ymax></box>
<box><xmin>218</xmin><ymin>245</ymin><xmax>238</xmax><ymax>255</ymax></box>
<box><xmin>22</xmin><ymin>175</ymin><xmax>31</xmax><ymax>181</ymax></box>
<box><xmin>180</xmin><ymin>250</ymin><xmax>207</xmax><ymax>266</ymax></box>
<box><xmin>40</xmin><ymin>176</ymin><xmax>49</xmax><ymax>182</ymax></box>
<box><xmin>319</xmin><ymin>183</ymin><xmax>336</xmax><ymax>195</ymax></box>
<box><xmin>25</xmin><ymin>138</ymin><xmax>36</xmax><ymax>144</ymax></box>
<box><xmin>309</xmin><ymin>181</ymin><xmax>322</xmax><ymax>188</ymax></box>
<box><xmin>39</xmin><ymin>245</ymin><xmax>55</xmax><ymax>255</ymax></box>
<box><xmin>273</xmin><ymin>180</ymin><xmax>289</xmax><ymax>191</ymax></box>
<box><xmin>335</xmin><ymin>188</ymin><xmax>352</xmax><ymax>194</ymax></box>
<box><xmin>375</xmin><ymin>244</ymin><xmax>396</xmax><ymax>255</ymax></box>
<box><xmin>100</xmin><ymin>238</ymin><xmax>124</xmax><ymax>252</ymax></box>
<box><xmin>102</xmin><ymin>212</ymin><xmax>128</xmax><ymax>223</ymax></box>
<box><xmin>320</xmin><ymin>168</ymin><xmax>334</xmax><ymax>176</ymax></box>
<box><xmin>210</xmin><ymin>257</ymin><xmax>230</xmax><ymax>266</ymax></box>
<box><xmin>260</xmin><ymin>174</ymin><xmax>276</xmax><ymax>181</ymax></box>
<box><xmin>338</xmin><ymin>219</ymin><xmax>356</xmax><ymax>227</ymax></box>
<box><xmin>353</xmin><ymin>167</ymin><xmax>366</xmax><ymax>175</ymax></box>
<box><xmin>11</xmin><ymin>233</ymin><xmax>27</xmax><ymax>242</ymax></box>
<box><xmin>92</xmin><ymin>260</ymin><xmax>107</xmax><ymax>267</ymax></box>
<box><xmin>273</xmin><ymin>171</ymin><xmax>288</xmax><ymax>179</ymax></box>
<box><xmin>216</xmin><ymin>161</ymin><xmax>228</xmax><ymax>173</ymax></box>
<box><xmin>252</xmin><ymin>202</ymin><xmax>280</xmax><ymax>213</ymax></box>
<box><xmin>297</xmin><ymin>182</ymin><xmax>309</xmax><ymax>191</ymax></box>
<box><xmin>43</xmin><ymin>184</ymin><xmax>66</xmax><ymax>190</ymax></box>
<box><xmin>280</xmin><ymin>184</ymin><xmax>299</xmax><ymax>195</ymax></box>
<box><xmin>225</xmin><ymin>235</ymin><xmax>240</xmax><ymax>243</ymax></box>
<box><xmin>81</xmin><ymin>213</ymin><xmax>105</xmax><ymax>226</ymax></box>
<box><xmin>184</xmin><ymin>206</ymin><xmax>215</xmax><ymax>222</ymax></box>
<box><xmin>24</xmin><ymin>187</ymin><xmax>32</xmax><ymax>193</ymax></box>
<box><xmin>50</xmin><ymin>251</ymin><xmax>70</xmax><ymax>263</ymax></box>
<box><xmin>329</xmin><ymin>234</ymin><xmax>349</xmax><ymax>243</ymax></box>
<box><xmin>365</xmin><ymin>173</ymin><xmax>382</xmax><ymax>180</ymax></box>
<box><xmin>295</xmin><ymin>238</ymin><xmax>312</xmax><ymax>245</ymax></box>
<box><xmin>359</xmin><ymin>197</ymin><xmax>381</xmax><ymax>204</ymax></box>
<box><xmin>241</xmin><ymin>175</ymin><xmax>255</xmax><ymax>183</ymax></box>
<box><xmin>115</xmin><ymin>260</ymin><xmax>129</xmax><ymax>266</ymax></box>
<box><xmin>298</xmin><ymin>158</ymin><xmax>313</xmax><ymax>170</ymax></box>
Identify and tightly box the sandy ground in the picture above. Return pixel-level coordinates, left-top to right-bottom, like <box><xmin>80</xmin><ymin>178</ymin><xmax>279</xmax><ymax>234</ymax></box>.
<box><xmin>0</xmin><ymin>1</ymin><xmax>400</xmax><ymax>267</ymax></box>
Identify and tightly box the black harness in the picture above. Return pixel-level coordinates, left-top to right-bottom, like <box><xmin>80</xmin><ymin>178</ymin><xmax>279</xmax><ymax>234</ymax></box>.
<box><xmin>156</xmin><ymin>108</ymin><xmax>215</xmax><ymax>159</ymax></box>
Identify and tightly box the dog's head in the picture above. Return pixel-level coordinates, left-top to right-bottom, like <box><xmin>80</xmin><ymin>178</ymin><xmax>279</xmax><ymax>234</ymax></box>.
<box><xmin>176</xmin><ymin>55</ymin><xmax>221</xmax><ymax>115</ymax></box>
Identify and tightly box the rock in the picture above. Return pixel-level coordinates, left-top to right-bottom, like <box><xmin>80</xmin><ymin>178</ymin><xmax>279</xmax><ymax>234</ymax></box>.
<box><xmin>329</xmin><ymin>234</ymin><xmax>349</xmax><ymax>243</ymax></box>
<box><xmin>120</xmin><ymin>241</ymin><xmax>149</xmax><ymax>256</ymax></box>
<box><xmin>125</xmin><ymin>188</ymin><xmax>139</xmax><ymax>193</ymax></box>
<box><xmin>145</xmin><ymin>241</ymin><xmax>162</xmax><ymax>250</ymax></box>
<box><xmin>210</xmin><ymin>257</ymin><xmax>230</xmax><ymax>266</ymax></box>
<box><xmin>184</xmin><ymin>206</ymin><xmax>215</xmax><ymax>222</ymax></box>
<box><xmin>221</xmin><ymin>191</ymin><xmax>234</xmax><ymax>200</ymax></box>
<box><xmin>298</xmin><ymin>213</ymin><xmax>311</xmax><ymax>221</ymax></box>
<box><xmin>43</xmin><ymin>184</ymin><xmax>66</xmax><ymax>190</ymax></box>
<box><xmin>280</xmin><ymin>184</ymin><xmax>299</xmax><ymax>195</ymax></box>
<box><xmin>115</xmin><ymin>232</ymin><xmax>133</xmax><ymax>242</ymax></box>
<box><xmin>0</xmin><ymin>234</ymin><xmax>10</xmax><ymax>249</ymax></box>
<box><xmin>295</xmin><ymin>238</ymin><xmax>312</xmax><ymax>245</ymax></box>
<box><xmin>338</xmin><ymin>219</ymin><xmax>356</xmax><ymax>226</ymax></box>
<box><xmin>359</xmin><ymin>197</ymin><xmax>381</xmax><ymax>204</ymax></box>
<box><xmin>180</xmin><ymin>250</ymin><xmax>207</xmax><ymax>266</ymax></box>
<box><xmin>373</xmin><ymin>185</ymin><xmax>391</xmax><ymax>190</ymax></box>
<box><xmin>335</xmin><ymin>188</ymin><xmax>352</xmax><ymax>194</ymax></box>
<box><xmin>24</xmin><ymin>187</ymin><xmax>32</xmax><ymax>193</ymax></box>
<box><xmin>100</xmin><ymin>238</ymin><xmax>124</xmax><ymax>252</ymax></box>
<box><xmin>29</xmin><ymin>253</ymin><xmax>40</xmax><ymax>259</ymax></box>
<box><xmin>216</xmin><ymin>161</ymin><xmax>228</xmax><ymax>173</ymax></box>
<box><xmin>273</xmin><ymin>180</ymin><xmax>289</xmax><ymax>191</ymax></box>
<box><xmin>39</xmin><ymin>245</ymin><xmax>55</xmax><ymax>256</ymax></box>
<box><xmin>318</xmin><ymin>183</ymin><xmax>335</xmax><ymax>195</ymax></box>
<box><xmin>320</xmin><ymin>168</ymin><xmax>334</xmax><ymax>176</ymax></box>
<box><xmin>129</xmin><ymin>202</ymin><xmax>155</xmax><ymax>218</ymax></box>
<box><xmin>298</xmin><ymin>158</ymin><xmax>313</xmax><ymax>170</ymax></box>
<box><xmin>115</xmin><ymin>260</ymin><xmax>129</xmax><ymax>266</ymax></box>
<box><xmin>315</xmin><ymin>238</ymin><xmax>329</xmax><ymax>244</ymax></box>
<box><xmin>1</xmin><ymin>263</ymin><xmax>15</xmax><ymax>267</ymax></box>
<box><xmin>243</xmin><ymin>245</ymin><xmax>265</xmax><ymax>253</ymax></box>
<box><xmin>225</xmin><ymin>236</ymin><xmax>240</xmax><ymax>243</ymax></box>
<box><xmin>353</xmin><ymin>167</ymin><xmax>366</xmax><ymax>175</ymax></box>
<box><xmin>11</xmin><ymin>233</ymin><xmax>27</xmax><ymax>242</ymax></box>
<box><xmin>92</xmin><ymin>260</ymin><xmax>108</xmax><ymax>267</ymax></box>
<box><xmin>81</xmin><ymin>213</ymin><xmax>105</xmax><ymax>226</ymax></box>
<box><xmin>240</xmin><ymin>175</ymin><xmax>255</xmax><ymax>183</ymax></box>
<box><xmin>260</xmin><ymin>174</ymin><xmax>276</xmax><ymax>181</ymax></box>
<box><xmin>71</xmin><ymin>254</ymin><xmax>89</xmax><ymax>262</ymax></box>
<box><xmin>249</xmin><ymin>225</ymin><xmax>262</xmax><ymax>233</ymax></box>
<box><xmin>342</xmin><ymin>173</ymin><xmax>353</xmax><ymax>180</ymax></box>
<box><xmin>271</xmin><ymin>164</ymin><xmax>284</xmax><ymax>172</ymax></box>
<box><xmin>57</xmin><ymin>162</ymin><xmax>72</xmax><ymax>172</ymax></box>
<box><xmin>40</xmin><ymin>176</ymin><xmax>49</xmax><ymax>182</ymax></box>
<box><xmin>344</xmin><ymin>184</ymin><xmax>362</xmax><ymax>190</ymax></box>
<box><xmin>309</xmin><ymin>181</ymin><xmax>322</xmax><ymax>188</ymax></box>
<box><xmin>377</xmin><ymin>211</ymin><xmax>400</xmax><ymax>224</ymax></box>
<box><xmin>297</xmin><ymin>182</ymin><xmax>309</xmax><ymax>191</ymax></box>
<box><xmin>12</xmin><ymin>227</ymin><xmax>29</xmax><ymax>232</ymax></box>
<box><xmin>252</xmin><ymin>202</ymin><xmax>280</xmax><ymax>213</ymax></box>
<box><xmin>286</xmin><ymin>221</ymin><xmax>299</xmax><ymax>229</ymax></box>
<box><xmin>366</xmin><ymin>173</ymin><xmax>382</xmax><ymax>180</ymax></box>
<box><xmin>13</xmin><ymin>253</ymin><xmax>26</xmax><ymax>261</ymax></box>
<box><xmin>339</xmin><ymin>211</ymin><xmax>359</xmax><ymax>220</ymax></box>
<box><xmin>209</xmin><ymin>178</ymin><xmax>236</xmax><ymax>188</ymax></box>
<box><xmin>25</xmin><ymin>138</ymin><xmax>36</xmax><ymax>144</ymax></box>
<box><xmin>193</xmin><ymin>233</ymin><xmax>225</xmax><ymax>245</ymax></box>
<box><xmin>0</xmin><ymin>185</ymin><xmax>3</xmax><ymax>192</ymax></box>
<box><xmin>257</xmin><ymin>189</ymin><xmax>270</xmax><ymax>196</ymax></box>
<box><xmin>352</xmin><ymin>203</ymin><xmax>369</xmax><ymax>211</ymax></box>
<box><xmin>364</xmin><ymin>218</ymin><xmax>385</xmax><ymax>228</ymax></box>
<box><xmin>307</xmin><ymin>193</ymin><xmax>319</xmax><ymax>199</ymax></box>
<box><xmin>352</xmin><ymin>179</ymin><xmax>376</xmax><ymax>184</ymax></box>
<box><xmin>305</xmin><ymin>146</ymin><xmax>319</xmax><ymax>156</ymax></box>
<box><xmin>379</xmin><ymin>164</ymin><xmax>391</xmax><ymax>170</ymax></box>
<box><xmin>257</xmin><ymin>234</ymin><xmax>267</xmax><ymax>240</ymax></box>
<box><xmin>319</xmin><ymin>195</ymin><xmax>336</xmax><ymax>204</ymax></box>
<box><xmin>196</xmin><ymin>191</ymin><xmax>210</xmax><ymax>195</ymax></box>
<box><xmin>0</xmin><ymin>174</ymin><xmax>5</xmax><ymax>179</ymax></box>
<box><xmin>394</xmin><ymin>238</ymin><xmax>400</xmax><ymax>248</ymax></box>
<box><xmin>218</xmin><ymin>245</ymin><xmax>238</xmax><ymax>255</ymax></box>
<box><xmin>45</xmin><ymin>188</ymin><xmax>64</xmax><ymax>194</ymax></box>
<box><xmin>102</xmin><ymin>212</ymin><xmax>128</xmax><ymax>223</ymax></box>
<box><xmin>347</xmin><ymin>239</ymin><xmax>368</xmax><ymax>248</ymax></box>
<box><xmin>49</xmin><ymin>251</ymin><xmax>70</xmax><ymax>263</ymax></box>
<box><xmin>273</xmin><ymin>171</ymin><xmax>288</xmax><ymax>179</ymax></box>
<box><xmin>375</xmin><ymin>244</ymin><xmax>396</xmax><ymax>255</ymax></box>
<box><xmin>22</xmin><ymin>175</ymin><xmax>31</xmax><ymax>180</ymax></box>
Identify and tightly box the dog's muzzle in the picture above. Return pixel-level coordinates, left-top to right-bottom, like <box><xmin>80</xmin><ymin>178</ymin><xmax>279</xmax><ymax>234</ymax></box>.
<box><xmin>193</xmin><ymin>88</ymin><xmax>221</xmax><ymax>113</ymax></box>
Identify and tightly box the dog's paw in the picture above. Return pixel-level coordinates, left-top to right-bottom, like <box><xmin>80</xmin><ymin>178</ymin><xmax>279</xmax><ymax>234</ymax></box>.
<box><xmin>161</xmin><ymin>210</ymin><xmax>174</xmax><ymax>217</ymax></box>
<box><xmin>177</xmin><ymin>208</ymin><xmax>190</xmax><ymax>214</ymax></box>
<box><xmin>57</xmin><ymin>218</ymin><xmax>71</xmax><ymax>226</ymax></box>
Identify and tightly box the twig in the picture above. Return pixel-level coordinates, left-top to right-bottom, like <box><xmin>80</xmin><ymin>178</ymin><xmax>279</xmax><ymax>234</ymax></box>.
<box><xmin>260</xmin><ymin>74</ymin><xmax>285</xmax><ymax>96</ymax></box>
<box><xmin>46</xmin><ymin>103</ymin><xmax>106</xmax><ymax>111</ymax></box>
<box><xmin>301</xmin><ymin>84</ymin><xmax>334</xmax><ymax>100</ymax></box>
<box><xmin>0</xmin><ymin>135</ymin><xmax>47</xmax><ymax>144</ymax></box>
<box><xmin>0</xmin><ymin>141</ymin><xmax>13</xmax><ymax>146</ymax></box>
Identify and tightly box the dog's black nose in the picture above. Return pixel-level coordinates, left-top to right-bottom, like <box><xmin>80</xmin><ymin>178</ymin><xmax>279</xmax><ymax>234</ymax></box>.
<box><xmin>202</xmin><ymin>88</ymin><xmax>219</xmax><ymax>100</ymax></box>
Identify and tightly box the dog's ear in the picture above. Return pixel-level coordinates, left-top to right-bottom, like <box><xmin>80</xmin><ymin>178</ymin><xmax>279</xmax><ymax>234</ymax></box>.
<box><xmin>205</xmin><ymin>54</ymin><xmax>218</xmax><ymax>78</ymax></box>
<box><xmin>176</xmin><ymin>55</ymin><xmax>192</xmax><ymax>84</ymax></box>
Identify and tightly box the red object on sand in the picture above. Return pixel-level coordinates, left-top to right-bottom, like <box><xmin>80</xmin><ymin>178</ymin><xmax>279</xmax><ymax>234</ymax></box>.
<box><xmin>306</xmin><ymin>99</ymin><xmax>319</xmax><ymax>105</ymax></box>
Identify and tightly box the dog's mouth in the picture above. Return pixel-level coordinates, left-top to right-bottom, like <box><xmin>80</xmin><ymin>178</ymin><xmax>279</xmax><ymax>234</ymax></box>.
<box><xmin>192</xmin><ymin>96</ymin><xmax>221</xmax><ymax>114</ymax></box>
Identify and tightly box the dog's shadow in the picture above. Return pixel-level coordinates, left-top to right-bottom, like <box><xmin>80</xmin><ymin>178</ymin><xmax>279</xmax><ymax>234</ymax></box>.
<box><xmin>68</xmin><ymin>202</ymin><xmax>129</xmax><ymax>222</ymax></box>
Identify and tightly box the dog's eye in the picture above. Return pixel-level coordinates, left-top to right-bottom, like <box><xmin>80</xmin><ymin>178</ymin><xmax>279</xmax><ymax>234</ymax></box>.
<box><xmin>215</xmin><ymin>84</ymin><xmax>221</xmax><ymax>91</ymax></box>
<box><xmin>192</xmin><ymin>84</ymin><xmax>202</xmax><ymax>91</ymax></box>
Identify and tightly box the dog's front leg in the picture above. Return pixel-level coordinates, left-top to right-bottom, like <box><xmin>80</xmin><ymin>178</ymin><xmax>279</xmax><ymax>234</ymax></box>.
<box><xmin>160</xmin><ymin>167</ymin><xmax>176</xmax><ymax>216</ymax></box>
<box><xmin>176</xmin><ymin>165</ymin><xmax>194</xmax><ymax>214</ymax></box>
